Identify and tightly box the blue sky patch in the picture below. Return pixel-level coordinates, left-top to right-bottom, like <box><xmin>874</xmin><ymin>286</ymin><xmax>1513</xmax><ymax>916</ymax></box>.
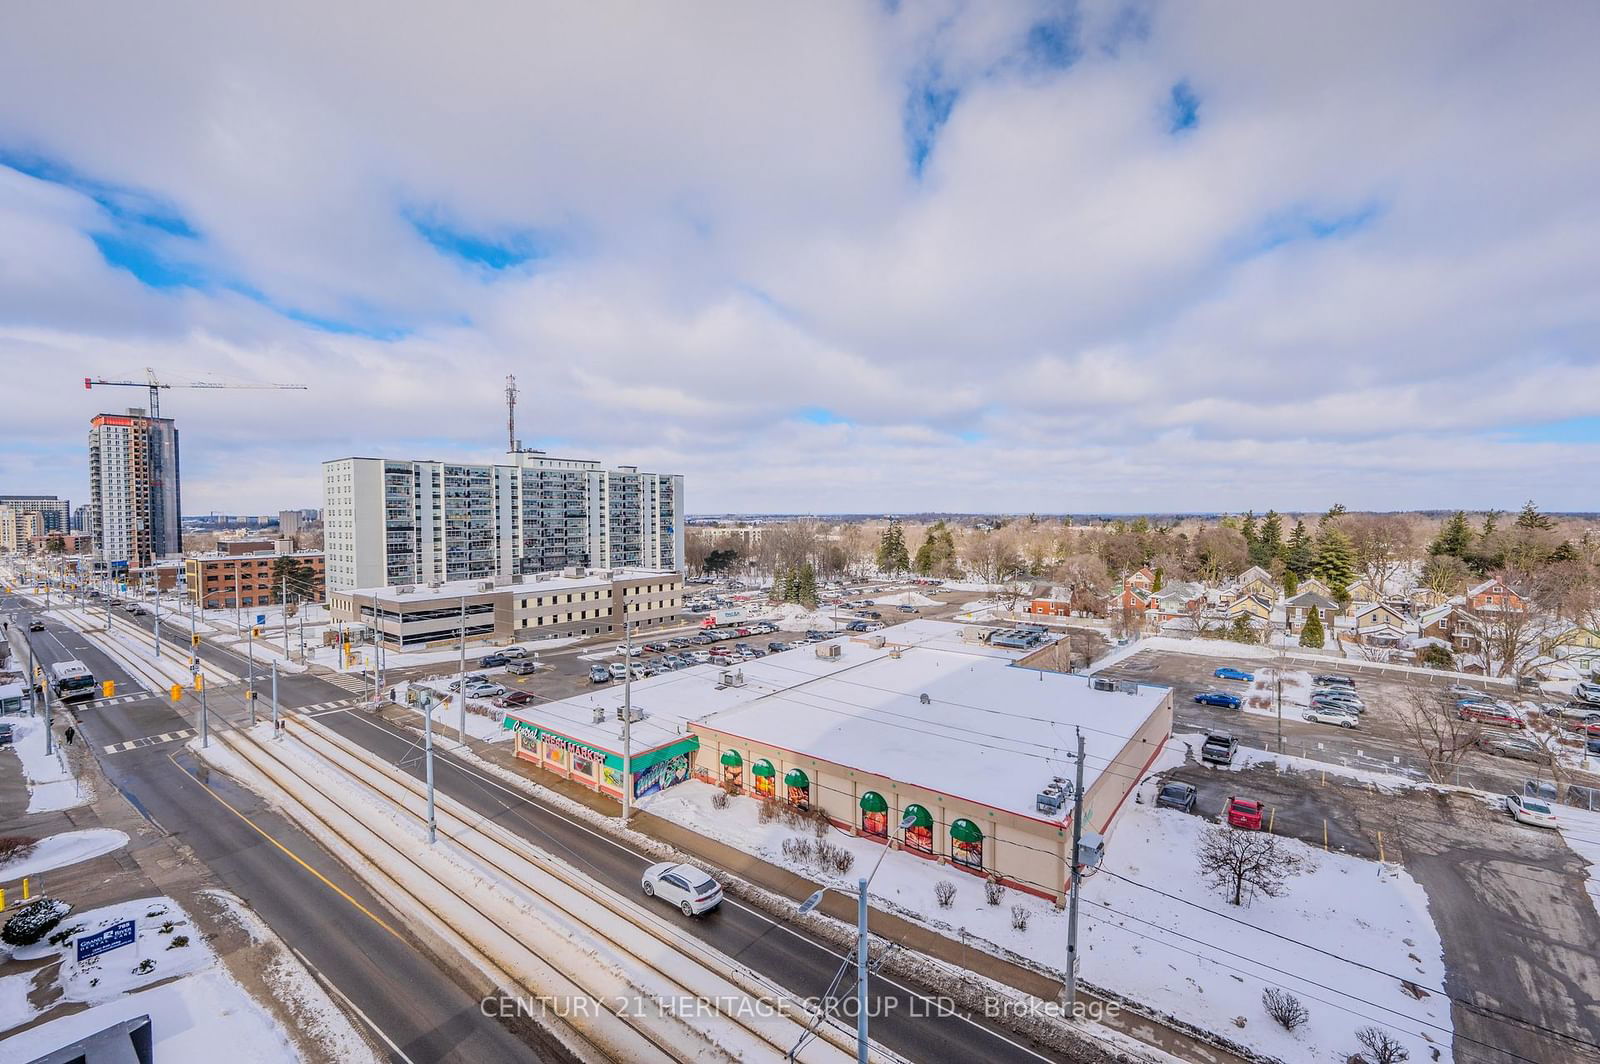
<box><xmin>903</xmin><ymin>66</ymin><xmax>958</xmax><ymax>177</ymax></box>
<box><xmin>1167</xmin><ymin>80</ymin><xmax>1200</xmax><ymax>134</ymax></box>
<box><xmin>1505</xmin><ymin>416</ymin><xmax>1600</xmax><ymax>444</ymax></box>
<box><xmin>91</xmin><ymin>232</ymin><xmax>207</xmax><ymax>289</ymax></box>
<box><xmin>796</xmin><ymin>407</ymin><xmax>850</xmax><ymax>426</ymax></box>
<box><xmin>1024</xmin><ymin>9</ymin><xmax>1081</xmax><ymax>71</ymax></box>
<box><xmin>1</xmin><ymin>148</ymin><xmax>198</xmax><ymax>236</ymax></box>
<box><xmin>1230</xmin><ymin>200</ymin><xmax>1385</xmax><ymax>258</ymax></box>
<box><xmin>405</xmin><ymin>208</ymin><xmax>550</xmax><ymax>270</ymax></box>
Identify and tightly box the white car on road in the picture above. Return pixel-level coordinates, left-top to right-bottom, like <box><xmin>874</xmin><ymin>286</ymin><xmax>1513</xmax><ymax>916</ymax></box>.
<box><xmin>616</xmin><ymin>644</ymin><xmax>642</xmax><ymax>657</ymax></box>
<box><xmin>1303</xmin><ymin>706</ymin><xmax>1359</xmax><ymax>728</ymax></box>
<box><xmin>464</xmin><ymin>681</ymin><xmax>506</xmax><ymax>699</ymax></box>
<box><xmin>641</xmin><ymin>862</ymin><xmax>723</xmax><ymax>916</ymax></box>
<box><xmin>1504</xmin><ymin>793</ymin><xmax>1558</xmax><ymax>828</ymax></box>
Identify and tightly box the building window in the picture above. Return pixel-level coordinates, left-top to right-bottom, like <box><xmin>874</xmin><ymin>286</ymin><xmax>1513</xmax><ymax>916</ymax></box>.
<box><xmin>903</xmin><ymin>804</ymin><xmax>933</xmax><ymax>853</ymax></box>
<box><xmin>860</xmin><ymin>791</ymin><xmax>888</xmax><ymax>837</ymax></box>
<box><xmin>950</xmin><ymin>819</ymin><xmax>983</xmax><ymax>868</ymax></box>
<box><xmin>752</xmin><ymin>759</ymin><xmax>775</xmax><ymax>799</ymax></box>
<box><xmin>720</xmin><ymin>749</ymin><xmax>743</xmax><ymax>794</ymax></box>
<box><xmin>784</xmin><ymin>768</ymin><xmax>810</xmax><ymax>809</ymax></box>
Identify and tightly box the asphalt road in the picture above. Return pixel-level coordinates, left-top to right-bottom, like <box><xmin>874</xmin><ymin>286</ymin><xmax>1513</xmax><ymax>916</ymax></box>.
<box><xmin>2</xmin><ymin>586</ymin><xmax>551</xmax><ymax>1063</ymax></box>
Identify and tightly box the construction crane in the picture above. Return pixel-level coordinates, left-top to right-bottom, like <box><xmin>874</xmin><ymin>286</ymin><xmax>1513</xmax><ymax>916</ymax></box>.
<box><xmin>85</xmin><ymin>367</ymin><xmax>308</xmax><ymax>419</ymax></box>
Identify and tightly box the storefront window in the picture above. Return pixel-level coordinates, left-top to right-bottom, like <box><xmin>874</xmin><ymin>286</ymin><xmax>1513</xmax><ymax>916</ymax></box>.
<box><xmin>950</xmin><ymin>818</ymin><xmax>983</xmax><ymax>868</ymax></box>
<box><xmin>860</xmin><ymin>791</ymin><xmax>888</xmax><ymax>837</ymax></box>
<box><xmin>903</xmin><ymin>804</ymin><xmax>933</xmax><ymax>853</ymax></box>
<box><xmin>572</xmin><ymin>754</ymin><xmax>595</xmax><ymax>778</ymax></box>
<box><xmin>784</xmin><ymin>768</ymin><xmax>810</xmax><ymax>810</ymax></box>
<box><xmin>720</xmin><ymin>749</ymin><xmax>743</xmax><ymax>795</ymax></box>
<box><xmin>752</xmin><ymin>759</ymin><xmax>775</xmax><ymax>799</ymax></box>
<box><xmin>546</xmin><ymin>745</ymin><xmax>566</xmax><ymax>769</ymax></box>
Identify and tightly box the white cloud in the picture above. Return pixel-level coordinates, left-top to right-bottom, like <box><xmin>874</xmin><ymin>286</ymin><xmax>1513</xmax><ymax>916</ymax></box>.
<box><xmin>0</xmin><ymin>1</ymin><xmax>1596</xmax><ymax>513</ymax></box>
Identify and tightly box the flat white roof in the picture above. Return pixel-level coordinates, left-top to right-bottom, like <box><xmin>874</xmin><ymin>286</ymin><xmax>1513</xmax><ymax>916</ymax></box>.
<box><xmin>505</xmin><ymin>620</ymin><xmax>1170</xmax><ymax>821</ymax></box>
<box><xmin>345</xmin><ymin>568</ymin><xmax>677</xmax><ymax>607</ymax></box>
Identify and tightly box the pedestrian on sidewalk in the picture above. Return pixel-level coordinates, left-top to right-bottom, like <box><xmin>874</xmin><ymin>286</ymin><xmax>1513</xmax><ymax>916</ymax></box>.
<box><xmin>64</xmin><ymin>725</ymin><xmax>76</xmax><ymax>745</ymax></box>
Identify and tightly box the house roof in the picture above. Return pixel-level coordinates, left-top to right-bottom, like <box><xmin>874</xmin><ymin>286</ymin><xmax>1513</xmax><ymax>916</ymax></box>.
<box><xmin>1353</xmin><ymin>601</ymin><xmax>1401</xmax><ymax>621</ymax></box>
<box><xmin>1286</xmin><ymin>590</ymin><xmax>1339</xmax><ymax>610</ymax></box>
<box><xmin>1236</xmin><ymin>566</ymin><xmax>1274</xmax><ymax>585</ymax></box>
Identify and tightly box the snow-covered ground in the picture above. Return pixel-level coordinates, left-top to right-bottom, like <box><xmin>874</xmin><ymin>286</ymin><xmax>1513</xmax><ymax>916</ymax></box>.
<box><xmin>1240</xmin><ymin>668</ymin><xmax>1315</xmax><ymax>720</ymax></box>
<box><xmin>5</xmin><ymin>716</ymin><xmax>93</xmax><ymax>813</ymax></box>
<box><xmin>1556</xmin><ymin>803</ymin><xmax>1600</xmax><ymax>922</ymax></box>
<box><xmin>0</xmin><ymin>895</ymin><xmax>331</xmax><ymax>1062</ymax></box>
<box><xmin>0</xmin><ymin>829</ymin><xmax>128</xmax><ymax>881</ymax></box>
<box><xmin>640</xmin><ymin>763</ymin><xmax>1450</xmax><ymax>1062</ymax></box>
<box><xmin>392</xmin><ymin>679</ymin><xmax>513</xmax><ymax>744</ymax></box>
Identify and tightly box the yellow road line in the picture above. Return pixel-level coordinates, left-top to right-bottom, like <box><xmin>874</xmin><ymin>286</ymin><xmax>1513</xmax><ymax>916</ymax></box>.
<box><xmin>165</xmin><ymin>750</ymin><xmax>405</xmax><ymax>942</ymax></box>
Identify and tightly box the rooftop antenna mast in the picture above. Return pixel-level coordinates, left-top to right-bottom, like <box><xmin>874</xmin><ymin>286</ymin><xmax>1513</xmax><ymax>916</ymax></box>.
<box><xmin>506</xmin><ymin>373</ymin><xmax>519</xmax><ymax>452</ymax></box>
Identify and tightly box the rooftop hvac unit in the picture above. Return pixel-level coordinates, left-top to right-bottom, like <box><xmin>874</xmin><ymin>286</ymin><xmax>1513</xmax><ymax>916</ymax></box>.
<box><xmin>427</xmin><ymin>581</ymin><xmax>442</xmax><ymax>590</ymax></box>
<box><xmin>1090</xmin><ymin>676</ymin><xmax>1116</xmax><ymax>692</ymax></box>
<box><xmin>867</xmin><ymin>634</ymin><xmax>886</xmax><ymax>649</ymax></box>
<box><xmin>592</xmin><ymin>706</ymin><xmax>606</xmax><ymax>724</ymax></box>
<box><xmin>719</xmin><ymin>668</ymin><xmax>746</xmax><ymax>688</ymax></box>
<box><xmin>562</xmin><ymin>567</ymin><xmax>578</xmax><ymax>579</ymax></box>
<box><xmin>815</xmin><ymin>644</ymin><xmax>842</xmax><ymax>660</ymax></box>
<box><xmin>477</xmin><ymin>580</ymin><xmax>494</xmax><ymax>592</ymax></box>
<box><xmin>615</xmin><ymin>705</ymin><xmax>644</xmax><ymax>722</ymax></box>
<box><xmin>396</xmin><ymin>585</ymin><xmax>414</xmax><ymax>595</ymax></box>
<box><xmin>535</xmin><ymin>572</ymin><xmax>552</xmax><ymax>582</ymax></box>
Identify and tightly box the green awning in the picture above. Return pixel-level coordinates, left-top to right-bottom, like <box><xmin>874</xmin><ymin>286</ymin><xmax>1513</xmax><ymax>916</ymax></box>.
<box><xmin>902</xmin><ymin>803</ymin><xmax>932</xmax><ymax>829</ymax></box>
<box><xmin>784</xmin><ymin>768</ymin><xmax>810</xmax><ymax>789</ymax></box>
<box><xmin>860</xmin><ymin>791</ymin><xmax>888</xmax><ymax>814</ymax></box>
<box><xmin>950</xmin><ymin>818</ymin><xmax>983</xmax><ymax>844</ymax></box>
<box><xmin>751</xmin><ymin>759</ymin><xmax>775</xmax><ymax>778</ymax></box>
<box><xmin>720</xmin><ymin>750</ymin><xmax>743</xmax><ymax>768</ymax></box>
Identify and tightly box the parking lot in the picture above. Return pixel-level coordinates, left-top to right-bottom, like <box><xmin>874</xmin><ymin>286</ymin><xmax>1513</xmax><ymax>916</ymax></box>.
<box><xmin>1099</xmin><ymin>647</ymin><xmax>1600</xmax><ymax>797</ymax></box>
<box><xmin>1152</xmin><ymin>751</ymin><xmax>1600</xmax><ymax>1064</ymax></box>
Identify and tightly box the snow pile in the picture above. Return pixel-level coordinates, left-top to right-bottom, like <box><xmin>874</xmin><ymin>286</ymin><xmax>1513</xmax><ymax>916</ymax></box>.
<box><xmin>0</xmin><ymin>969</ymin><xmax>36</xmax><ymax>1030</ymax></box>
<box><xmin>0</xmin><ymin>829</ymin><xmax>128</xmax><ymax>881</ymax></box>
<box><xmin>879</xmin><ymin>590</ymin><xmax>939</xmax><ymax>608</ymax></box>
<box><xmin>766</xmin><ymin>603</ymin><xmax>841</xmax><ymax>632</ymax></box>
<box><xmin>1241</xmin><ymin>668</ymin><xmax>1315</xmax><ymax>718</ymax></box>
<box><xmin>7</xmin><ymin>716</ymin><xmax>93</xmax><ymax>813</ymax></box>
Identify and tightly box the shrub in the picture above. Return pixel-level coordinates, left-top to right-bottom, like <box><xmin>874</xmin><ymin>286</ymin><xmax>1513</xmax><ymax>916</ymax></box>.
<box><xmin>167</xmin><ymin>935</ymin><xmax>190</xmax><ymax>949</ymax></box>
<box><xmin>984</xmin><ymin>881</ymin><xmax>1006</xmax><ymax>907</ymax></box>
<box><xmin>2</xmin><ymin>898</ymin><xmax>72</xmax><ymax>947</ymax></box>
<box><xmin>48</xmin><ymin>922</ymin><xmax>87</xmax><ymax>948</ymax></box>
<box><xmin>1352</xmin><ymin>1027</ymin><xmax>1409</xmax><ymax>1064</ymax></box>
<box><xmin>781</xmin><ymin>837</ymin><xmax>814</xmax><ymax>864</ymax></box>
<box><xmin>757</xmin><ymin>800</ymin><xmax>777</xmax><ymax>824</ymax></box>
<box><xmin>934</xmin><ymin>880</ymin><xmax>957</xmax><ymax>909</ymax></box>
<box><xmin>0</xmin><ymin>835</ymin><xmax>36</xmax><ymax>863</ymax></box>
<box><xmin>1009</xmin><ymin>904</ymin><xmax>1030</xmax><ymax>931</ymax></box>
<box><xmin>811</xmin><ymin>811</ymin><xmax>830</xmax><ymax>839</ymax></box>
<box><xmin>160</xmin><ymin>921</ymin><xmax>176</xmax><ymax>934</ymax></box>
<box><xmin>1262</xmin><ymin>988</ymin><xmax>1309</xmax><ymax>1030</ymax></box>
<box><xmin>132</xmin><ymin>958</ymin><xmax>155</xmax><ymax>975</ymax></box>
<box><xmin>830</xmin><ymin>848</ymin><xmax>855</xmax><ymax>875</ymax></box>
<box><xmin>710</xmin><ymin>790</ymin><xmax>729</xmax><ymax>810</ymax></box>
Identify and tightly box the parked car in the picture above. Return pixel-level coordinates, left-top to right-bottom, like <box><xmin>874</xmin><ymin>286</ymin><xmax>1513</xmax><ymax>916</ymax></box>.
<box><xmin>1313</xmin><ymin>674</ymin><xmax>1356</xmax><ymax>689</ymax></box>
<box><xmin>1201</xmin><ymin>732</ymin><xmax>1237</xmax><ymax>765</ymax></box>
<box><xmin>629</xmin><ymin>664</ymin><xmax>648</xmax><ymax>680</ymax></box>
<box><xmin>1477</xmin><ymin>735</ymin><xmax>1548</xmax><ymax>762</ymax></box>
<box><xmin>845</xmin><ymin>621</ymin><xmax>869</xmax><ymax>633</ymax></box>
<box><xmin>126</xmin><ymin>605</ymin><xmax>148</xmax><ymax>616</ymax></box>
<box><xmin>641</xmin><ymin>862</ymin><xmax>724</xmax><ymax>916</ymax></box>
<box><xmin>479</xmin><ymin>654</ymin><xmax>510</xmax><ymax>668</ymax></box>
<box><xmin>507</xmin><ymin>659</ymin><xmax>540</xmax><ymax>675</ymax></box>
<box><xmin>1311</xmin><ymin>692</ymin><xmax>1366</xmax><ymax>714</ymax></box>
<box><xmin>1303</xmin><ymin>706</ymin><xmax>1359</xmax><ymax>728</ymax></box>
<box><xmin>589</xmin><ymin>665</ymin><xmax>612</xmax><ymax>683</ymax></box>
<box><xmin>1156</xmin><ymin>782</ymin><xmax>1197</xmax><ymax>812</ymax></box>
<box><xmin>608</xmin><ymin>661</ymin><xmax>630</xmax><ymax>679</ymax></box>
<box><xmin>768</xmin><ymin>641</ymin><xmax>792</xmax><ymax>653</ymax></box>
<box><xmin>499</xmin><ymin>647</ymin><xmax>529</xmax><ymax>659</ymax></box>
<box><xmin>465</xmin><ymin>681</ymin><xmax>506</xmax><ymax>699</ymax></box>
<box><xmin>646</xmin><ymin>642</ymin><xmax>671</xmax><ymax>653</ymax></box>
<box><xmin>691</xmin><ymin>650</ymin><xmax>712</xmax><ymax>664</ymax></box>
<box><xmin>862</xmin><ymin>622</ymin><xmax>886</xmax><ymax>632</ymax></box>
<box><xmin>1225</xmin><ymin>796</ymin><xmax>1264</xmax><ymax>830</ymax></box>
<box><xmin>898</xmin><ymin>605</ymin><xmax>917</xmax><ymax>614</ymax></box>
<box><xmin>1446</xmin><ymin>683</ymin><xmax>1484</xmax><ymax>698</ymax></box>
<box><xmin>805</xmin><ymin>630</ymin><xmax>829</xmax><ymax>641</ymax></box>
<box><xmin>493</xmin><ymin>691</ymin><xmax>536</xmax><ymax>708</ymax></box>
<box><xmin>1504</xmin><ymin>792</ymin><xmax>1558</xmax><ymax>828</ymax></box>
<box><xmin>1552</xmin><ymin>702</ymin><xmax>1600</xmax><ymax>722</ymax></box>
<box><xmin>1575</xmin><ymin>682</ymin><xmax>1600</xmax><ymax>706</ymax></box>
<box><xmin>1458</xmin><ymin>703</ymin><xmax>1522</xmax><ymax>728</ymax></box>
<box><xmin>0</xmin><ymin>722</ymin><xmax>13</xmax><ymax>747</ymax></box>
<box><xmin>616</xmin><ymin>644</ymin><xmax>642</xmax><ymax>657</ymax></box>
<box><xmin>1194</xmin><ymin>691</ymin><xmax>1243</xmax><ymax>710</ymax></box>
<box><xmin>1213</xmin><ymin>667</ymin><xmax>1254</xmax><ymax>682</ymax></box>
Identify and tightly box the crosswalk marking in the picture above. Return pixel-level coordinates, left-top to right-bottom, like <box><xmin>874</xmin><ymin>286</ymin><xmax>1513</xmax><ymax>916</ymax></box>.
<box><xmin>323</xmin><ymin>673</ymin><xmax>371</xmax><ymax>694</ymax></box>
<box><xmin>102</xmin><ymin>728</ymin><xmax>196</xmax><ymax>754</ymax></box>
<box><xmin>297</xmin><ymin>698</ymin><xmax>360</xmax><ymax>715</ymax></box>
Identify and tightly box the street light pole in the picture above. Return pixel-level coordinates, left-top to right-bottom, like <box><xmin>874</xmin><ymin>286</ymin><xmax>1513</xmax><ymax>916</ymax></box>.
<box><xmin>422</xmin><ymin>691</ymin><xmax>437</xmax><ymax>844</ymax></box>
<box><xmin>458</xmin><ymin>595</ymin><xmax>467</xmax><ymax>743</ymax></box>
<box><xmin>622</xmin><ymin>618</ymin><xmax>633</xmax><ymax>821</ymax></box>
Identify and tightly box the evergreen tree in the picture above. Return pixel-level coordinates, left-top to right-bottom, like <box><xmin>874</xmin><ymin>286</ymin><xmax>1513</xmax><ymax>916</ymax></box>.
<box><xmin>1298</xmin><ymin>605</ymin><xmax>1325</xmax><ymax>649</ymax></box>
<box><xmin>876</xmin><ymin>522</ymin><xmax>910</xmax><ymax>574</ymax></box>
<box><xmin>1322</xmin><ymin>502</ymin><xmax>1348</xmax><ymax>524</ymax></box>
<box><xmin>1418</xmin><ymin>643</ymin><xmax>1454</xmax><ymax>670</ymax></box>
<box><xmin>913</xmin><ymin>520</ymin><xmax>955</xmax><ymax>576</ymax></box>
<box><xmin>1152</xmin><ymin>567</ymin><xmax>1163</xmax><ymax>593</ymax></box>
<box><xmin>1284</xmin><ymin>521</ymin><xmax>1314</xmax><ymax>576</ymax></box>
<box><xmin>1253</xmin><ymin>510</ymin><xmax>1283</xmax><ymax>568</ymax></box>
<box><xmin>1229</xmin><ymin>614</ymin><xmax>1256</xmax><ymax>644</ymax></box>
<box><xmin>1429</xmin><ymin>511</ymin><xmax>1472</xmax><ymax>558</ymax></box>
<box><xmin>1240</xmin><ymin>511</ymin><xmax>1259</xmax><ymax>559</ymax></box>
<box><xmin>1314</xmin><ymin>525</ymin><xmax>1356</xmax><ymax>600</ymax></box>
<box><xmin>1515</xmin><ymin>500</ymin><xmax>1555</xmax><ymax>531</ymax></box>
<box><xmin>795</xmin><ymin>563</ymin><xmax>819</xmax><ymax>608</ymax></box>
<box><xmin>1281</xmin><ymin>569</ymin><xmax>1299</xmax><ymax>597</ymax></box>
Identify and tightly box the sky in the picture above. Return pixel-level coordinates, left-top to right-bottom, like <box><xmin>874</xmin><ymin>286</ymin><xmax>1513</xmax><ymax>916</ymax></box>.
<box><xmin>1</xmin><ymin>1</ymin><xmax>1598</xmax><ymax>516</ymax></box>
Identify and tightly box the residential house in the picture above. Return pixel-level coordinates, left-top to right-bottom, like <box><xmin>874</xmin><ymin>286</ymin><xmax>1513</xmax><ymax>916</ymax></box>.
<box><xmin>1344</xmin><ymin>579</ymin><xmax>1381</xmax><ymax>606</ymax></box>
<box><xmin>1418</xmin><ymin>604</ymin><xmax>1477</xmax><ymax>653</ymax></box>
<box><xmin>1409</xmin><ymin>587</ymin><xmax>1452</xmax><ymax>609</ymax></box>
<box><xmin>1226</xmin><ymin>593</ymin><xmax>1274</xmax><ymax>624</ymax></box>
<box><xmin>1284</xmin><ymin>590</ymin><xmax>1339</xmax><ymax>633</ymax></box>
<box><xmin>1467</xmin><ymin>578</ymin><xmax>1527</xmax><ymax>613</ymax></box>
<box><xmin>1148</xmin><ymin>581</ymin><xmax>1207</xmax><ymax>630</ymax></box>
<box><xmin>1124</xmin><ymin>566</ymin><xmax>1156</xmax><ymax>591</ymax></box>
<box><xmin>1352</xmin><ymin>602</ymin><xmax>1410</xmax><ymax>647</ymax></box>
<box><xmin>1543</xmin><ymin>625</ymin><xmax>1600</xmax><ymax>678</ymax></box>
<box><xmin>1295</xmin><ymin>576</ymin><xmax>1333</xmax><ymax>600</ymax></box>
<box><xmin>1028</xmin><ymin>586</ymin><xmax>1072</xmax><ymax>618</ymax></box>
<box><xmin>1105</xmin><ymin>582</ymin><xmax>1153</xmax><ymax>619</ymax></box>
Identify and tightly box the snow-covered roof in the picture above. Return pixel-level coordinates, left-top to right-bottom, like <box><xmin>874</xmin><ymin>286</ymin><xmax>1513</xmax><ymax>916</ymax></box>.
<box><xmin>687</xmin><ymin>620</ymin><xmax>1170</xmax><ymax>823</ymax></box>
<box><xmin>1236</xmin><ymin>566</ymin><xmax>1274</xmax><ymax>585</ymax></box>
<box><xmin>1285</xmin><ymin>590</ymin><xmax>1339</xmax><ymax>610</ymax></box>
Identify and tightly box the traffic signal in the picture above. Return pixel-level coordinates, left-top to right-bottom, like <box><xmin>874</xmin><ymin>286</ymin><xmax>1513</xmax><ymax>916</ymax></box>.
<box><xmin>169</xmin><ymin>683</ymin><xmax>183</xmax><ymax>702</ymax></box>
<box><xmin>191</xmin><ymin>634</ymin><xmax>201</xmax><ymax>647</ymax></box>
<box><xmin>193</xmin><ymin>674</ymin><xmax>204</xmax><ymax>692</ymax></box>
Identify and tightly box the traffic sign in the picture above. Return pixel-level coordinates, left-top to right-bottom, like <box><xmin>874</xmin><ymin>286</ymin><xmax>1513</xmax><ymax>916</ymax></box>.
<box><xmin>256</xmin><ymin>614</ymin><xmax>266</xmax><ymax>626</ymax></box>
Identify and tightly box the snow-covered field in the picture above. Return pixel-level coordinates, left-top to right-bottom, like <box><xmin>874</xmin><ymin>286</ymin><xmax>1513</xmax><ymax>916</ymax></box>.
<box><xmin>641</xmin><ymin>766</ymin><xmax>1451</xmax><ymax>1063</ymax></box>
<box><xmin>5</xmin><ymin>716</ymin><xmax>93</xmax><ymax>813</ymax></box>
<box><xmin>0</xmin><ymin>829</ymin><xmax>128</xmax><ymax>881</ymax></box>
<box><xmin>0</xmin><ymin>896</ymin><xmax>317</xmax><ymax>1062</ymax></box>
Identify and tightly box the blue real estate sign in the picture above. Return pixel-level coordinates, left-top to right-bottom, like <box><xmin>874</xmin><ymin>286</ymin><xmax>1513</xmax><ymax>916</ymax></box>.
<box><xmin>77</xmin><ymin>920</ymin><xmax>136</xmax><ymax>963</ymax></box>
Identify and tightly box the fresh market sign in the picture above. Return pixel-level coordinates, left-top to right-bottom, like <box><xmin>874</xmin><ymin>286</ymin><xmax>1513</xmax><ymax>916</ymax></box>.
<box><xmin>501</xmin><ymin>716</ymin><xmax>614</xmax><ymax>765</ymax></box>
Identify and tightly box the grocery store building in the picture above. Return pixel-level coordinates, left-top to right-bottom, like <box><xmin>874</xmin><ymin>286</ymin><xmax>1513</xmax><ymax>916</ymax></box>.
<box><xmin>499</xmin><ymin>620</ymin><xmax>1172</xmax><ymax>903</ymax></box>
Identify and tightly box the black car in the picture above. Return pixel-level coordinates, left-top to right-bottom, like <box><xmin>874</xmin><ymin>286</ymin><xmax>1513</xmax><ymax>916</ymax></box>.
<box><xmin>1155</xmin><ymin>782</ymin><xmax>1197</xmax><ymax>812</ymax></box>
<box><xmin>1313</xmin><ymin>673</ymin><xmax>1356</xmax><ymax>689</ymax></box>
<box><xmin>768</xmin><ymin>641</ymin><xmax>792</xmax><ymax>653</ymax></box>
<box><xmin>805</xmin><ymin>630</ymin><xmax>828</xmax><ymax>641</ymax></box>
<box><xmin>479</xmin><ymin>654</ymin><xmax>510</xmax><ymax>668</ymax></box>
<box><xmin>28</xmin><ymin>620</ymin><xmax>45</xmax><ymax>632</ymax></box>
<box><xmin>0</xmin><ymin>722</ymin><xmax>13</xmax><ymax>747</ymax></box>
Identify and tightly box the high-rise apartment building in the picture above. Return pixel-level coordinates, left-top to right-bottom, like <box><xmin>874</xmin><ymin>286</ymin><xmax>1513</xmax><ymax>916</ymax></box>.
<box><xmin>89</xmin><ymin>409</ymin><xmax>182</xmax><ymax>568</ymax></box>
<box><xmin>322</xmin><ymin>450</ymin><xmax>683</xmax><ymax>592</ymax></box>
<box><xmin>71</xmin><ymin>504</ymin><xmax>92</xmax><ymax>533</ymax></box>
<box><xmin>0</xmin><ymin>495</ymin><xmax>71</xmax><ymax>532</ymax></box>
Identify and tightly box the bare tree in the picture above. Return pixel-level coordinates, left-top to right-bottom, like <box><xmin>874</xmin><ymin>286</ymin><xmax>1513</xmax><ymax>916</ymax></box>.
<box><xmin>1179</xmin><ymin>597</ymin><xmax>1214</xmax><ymax>638</ymax></box>
<box><xmin>1195</xmin><ymin>826</ymin><xmax>1307</xmax><ymax>906</ymax></box>
<box><xmin>765</xmin><ymin>519</ymin><xmax>823</xmax><ymax>575</ymax></box>
<box><xmin>1190</xmin><ymin>527</ymin><xmax>1249</xmax><ymax>585</ymax></box>
<box><xmin>1458</xmin><ymin>598</ymin><xmax>1546</xmax><ymax>679</ymax></box>
<box><xmin>1394</xmin><ymin>689</ymin><xmax>1482</xmax><ymax>784</ymax></box>
<box><xmin>961</xmin><ymin>528</ymin><xmax>1023</xmax><ymax>588</ymax></box>
<box><xmin>1261</xmin><ymin>988</ymin><xmax>1309</xmax><ymax>1031</ymax></box>
<box><xmin>1348</xmin><ymin>515</ymin><xmax>1416</xmax><ymax>596</ymax></box>
<box><xmin>1353</xmin><ymin>1026</ymin><xmax>1410</xmax><ymax>1064</ymax></box>
<box><xmin>1420</xmin><ymin>554</ymin><xmax>1472</xmax><ymax>599</ymax></box>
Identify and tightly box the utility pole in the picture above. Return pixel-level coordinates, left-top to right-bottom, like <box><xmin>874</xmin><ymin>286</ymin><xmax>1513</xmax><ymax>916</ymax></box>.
<box><xmin>1064</xmin><ymin>727</ymin><xmax>1086</xmax><ymax>1009</ymax></box>
<box><xmin>282</xmin><ymin>576</ymin><xmax>290</xmax><ymax>657</ymax></box>
<box><xmin>151</xmin><ymin>570</ymin><xmax>160</xmax><ymax>659</ymax></box>
<box><xmin>622</xmin><ymin>618</ymin><xmax>633</xmax><ymax>821</ymax></box>
<box><xmin>1275</xmin><ymin>637</ymin><xmax>1285</xmax><ymax>754</ymax></box>
<box><xmin>856</xmin><ymin>874</ymin><xmax>869</xmax><ymax>1064</ymax></box>
<box><xmin>247</xmin><ymin>616</ymin><xmax>257</xmax><ymax>726</ymax></box>
<box><xmin>422</xmin><ymin>691</ymin><xmax>437</xmax><ymax>844</ymax></box>
<box><xmin>198</xmin><ymin>664</ymin><xmax>209</xmax><ymax>748</ymax></box>
<box><xmin>271</xmin><ymin>659</ymin><xmax>279</xmax><ymax>738</ymax></box>
<box><xmin>457</xmin><ymin>596</ymin><xmax>467</xmax><ymax>743</ymax></box>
